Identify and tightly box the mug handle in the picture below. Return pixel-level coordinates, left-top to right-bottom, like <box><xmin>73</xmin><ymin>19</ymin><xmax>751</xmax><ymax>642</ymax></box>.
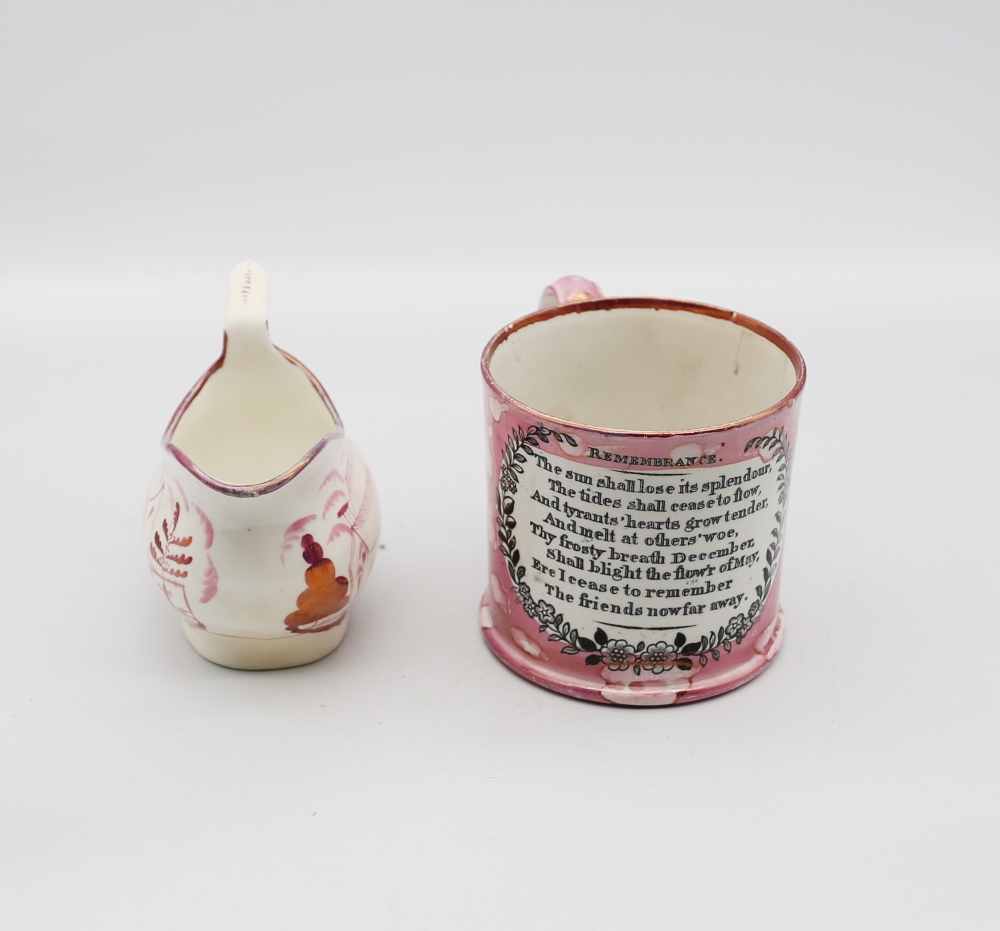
<box><xmin>538</xmin><ymin>275</ymin><xmax>604</xmax><ymax>310</ymax></box>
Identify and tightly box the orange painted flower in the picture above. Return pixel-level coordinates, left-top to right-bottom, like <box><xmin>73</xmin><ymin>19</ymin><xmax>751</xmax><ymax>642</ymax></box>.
<box><xmin>284</xmin><ymin>534</ymin><xmax>349</xmax><ymax>632</ymax></box>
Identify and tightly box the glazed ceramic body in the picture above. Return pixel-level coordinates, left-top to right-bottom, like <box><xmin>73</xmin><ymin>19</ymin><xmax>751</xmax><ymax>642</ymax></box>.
<box><xmin>480</xmin><ymin>285</ymin><xmax>804</xmax><ymax>705</ymax></box>
<box><xmin>144</xmin><ymin>261</ymin><xmax>379</xmax><ymax>669</ymax></box>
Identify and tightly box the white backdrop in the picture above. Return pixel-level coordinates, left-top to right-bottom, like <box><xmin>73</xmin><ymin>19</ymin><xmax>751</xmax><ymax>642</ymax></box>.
<box><xmin>1</xmin><ymin>2</ymin><xmax>998</xmax><ymax>929</ymax></box>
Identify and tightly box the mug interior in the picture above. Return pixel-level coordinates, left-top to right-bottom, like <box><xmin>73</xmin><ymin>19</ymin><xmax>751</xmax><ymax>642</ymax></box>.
<box><xmin>488</xmin><ymin>303</ymin><xmax>799</xmax><ymax>432</ymax></box>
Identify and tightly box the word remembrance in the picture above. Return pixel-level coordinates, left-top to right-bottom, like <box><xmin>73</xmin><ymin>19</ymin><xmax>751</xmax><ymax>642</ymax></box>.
<box><xmin>496</xmin><ymin>425</ymin><xmax>788</xmax><ymax>676</ymax></box>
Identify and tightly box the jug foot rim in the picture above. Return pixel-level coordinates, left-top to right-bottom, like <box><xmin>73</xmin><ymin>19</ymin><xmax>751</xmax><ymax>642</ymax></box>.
<box><xmin>182</xmin><ymin>616</ymin><xmax>350</xmax><ymax>670</ymax></box>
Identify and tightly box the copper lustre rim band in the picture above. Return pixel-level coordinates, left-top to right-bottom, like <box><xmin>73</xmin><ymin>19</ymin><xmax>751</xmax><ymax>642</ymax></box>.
<box><xmin>481</xmin><ymin>296</ymin><xmax>807</xmax><ymax>438</ymax></box>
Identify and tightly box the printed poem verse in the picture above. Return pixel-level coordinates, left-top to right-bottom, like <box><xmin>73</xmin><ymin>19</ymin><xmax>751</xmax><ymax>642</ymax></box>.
<box><xmin>513</xmin><ymin>447</ymin><xmax>782</xmax><ymax>641</ymax></box>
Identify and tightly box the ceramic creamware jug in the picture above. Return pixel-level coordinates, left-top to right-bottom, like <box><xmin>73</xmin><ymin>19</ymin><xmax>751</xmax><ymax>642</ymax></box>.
<box><xmin>143</xmin><ymin>261</ymin><xmax>380</xmax><ymax>669</ymax></box>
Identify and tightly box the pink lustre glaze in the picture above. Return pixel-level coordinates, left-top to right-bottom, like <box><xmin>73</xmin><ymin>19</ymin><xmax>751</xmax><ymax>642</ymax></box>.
<box><xmin>480</xmin><ymin>295</ymin><xmax>805</xmax><ymax>705</ymax></box>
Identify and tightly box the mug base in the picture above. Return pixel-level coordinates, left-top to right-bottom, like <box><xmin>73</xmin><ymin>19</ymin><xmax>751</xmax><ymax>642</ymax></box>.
<box><xmin>480</xmin><ymin>596</ymin><xmax>783</xmax><ymax>706</ymax></box>
<box><xmin>182</xmin><ymin>614</ymin><xmax>350</xmax><ymax>670</ymax></box>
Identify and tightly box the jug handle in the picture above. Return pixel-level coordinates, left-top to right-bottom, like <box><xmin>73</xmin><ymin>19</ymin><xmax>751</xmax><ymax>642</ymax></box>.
<box><xmin>223</xmin><ymin>259</ymin><xmax>282</xmax><ymax>363</ymax></box>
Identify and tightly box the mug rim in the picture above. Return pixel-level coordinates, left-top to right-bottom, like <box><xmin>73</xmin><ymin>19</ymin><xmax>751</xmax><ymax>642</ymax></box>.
<box><xmin>481</xmin><ymin>296</ymin><xmax>807</xmax><ymax>438</ymax></box>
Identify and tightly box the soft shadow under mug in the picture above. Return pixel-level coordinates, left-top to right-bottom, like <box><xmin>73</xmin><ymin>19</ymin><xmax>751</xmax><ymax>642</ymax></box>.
<box><xmin>480</xmin><ymin>278</ymin><xmax>805</xmax><ymax>705</ymax></box>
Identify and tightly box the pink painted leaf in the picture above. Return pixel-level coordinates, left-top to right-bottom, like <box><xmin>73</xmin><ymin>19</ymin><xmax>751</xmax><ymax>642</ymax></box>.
<box><xmin>319</xmin><ymin>468</ymin><xmax>346</xmax><ymax>494</ymax></box>
<box><xmin>193</xmin><ymin>504</ymin><xmax>214</xmax><ymax>548</ymax></box>
<box><xmin>322</xmin><ymin>488</ymin><xmax>347</xmax><ymax>519</ymax></box>
<box><xmin>327</xmin><ymin>522</ymin><xmax>354</xmax><ymax>544</ymax></box>
<box><xmin>199</xmin><ymin>555</ymin><xmax>218</xmax><ymax>603</ymax></box>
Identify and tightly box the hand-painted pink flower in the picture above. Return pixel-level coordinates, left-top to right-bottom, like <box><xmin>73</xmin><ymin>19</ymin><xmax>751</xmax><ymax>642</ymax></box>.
<box><xmin>599</xmin><ymin>662</ymin><xmax>698</xmax><ymax>706</ymax></box>
<box><xmin>510</xmin><ymin>626</ymin><xmax>548</xmax><ymax>661</ymax></box>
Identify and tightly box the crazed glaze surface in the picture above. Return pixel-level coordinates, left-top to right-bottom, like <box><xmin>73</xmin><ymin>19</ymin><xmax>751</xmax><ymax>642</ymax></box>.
<box><xmin>143</xmin><ymin>261</ymin><xmax>379</xmax><ymax>669</ymax></box>
<box><xmin>480</xmin><ymin>285</ymin><xmax>804</xmax><ymax>705</ymax></box>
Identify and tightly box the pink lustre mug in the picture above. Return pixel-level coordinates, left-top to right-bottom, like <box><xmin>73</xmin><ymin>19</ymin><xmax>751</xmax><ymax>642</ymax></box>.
<box><xmin>480</xmin><ymin>277</ymin><xmax>806</xmax><ymax>705</ymax></box>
